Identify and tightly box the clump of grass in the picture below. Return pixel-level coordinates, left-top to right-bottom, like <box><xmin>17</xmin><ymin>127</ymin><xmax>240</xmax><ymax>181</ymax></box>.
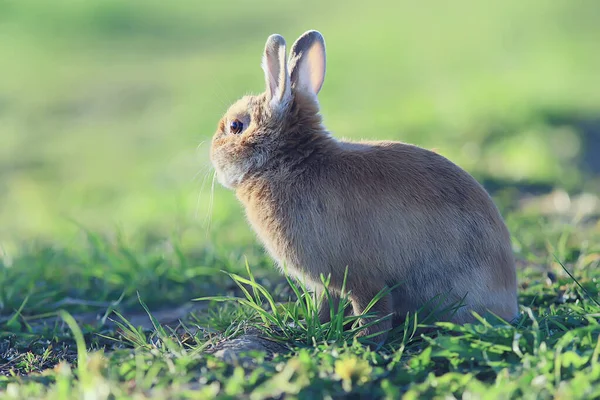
<box><xmin>195</xmin><ymin>262</ymin><xmax>368</xmax><ymax>346</ymax></box>
<box><xmin>194</xmin><ymin>261</ymin><xmax>474</xmax><ymax>351</ymax></box>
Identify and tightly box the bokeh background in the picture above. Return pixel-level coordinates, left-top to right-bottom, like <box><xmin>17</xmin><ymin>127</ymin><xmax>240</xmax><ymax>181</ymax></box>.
<box><xmin>1</xmin><ymin>0</ymin><xmax>599</xmax><ymax>311</ymax></box>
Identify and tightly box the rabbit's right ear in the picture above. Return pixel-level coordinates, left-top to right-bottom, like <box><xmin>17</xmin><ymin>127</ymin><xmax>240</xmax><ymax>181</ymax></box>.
<box><xmin>289</xmin><ymin>30</ymin><xmax>326</xmax><ymax>97</ymax></box>
<box><xmin>262</xmin><ymin>34</ymin><xmax>291</xmax><ymax>111</ymax></box>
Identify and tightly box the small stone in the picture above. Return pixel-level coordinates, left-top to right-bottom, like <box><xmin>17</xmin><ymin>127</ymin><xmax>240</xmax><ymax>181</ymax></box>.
<box><xmin>210</xmin><ymin>333</ymin><xmax>289</xmax><ymax>364</ymax></box>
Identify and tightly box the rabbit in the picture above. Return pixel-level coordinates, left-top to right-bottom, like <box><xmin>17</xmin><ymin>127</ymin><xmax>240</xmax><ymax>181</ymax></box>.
<box><xmin>210</xmin><ymin>30</ymin><xmax>519</xmax><ymax>344</ymax></box>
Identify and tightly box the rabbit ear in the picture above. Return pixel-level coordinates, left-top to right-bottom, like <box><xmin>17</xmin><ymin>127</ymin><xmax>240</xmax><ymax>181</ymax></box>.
<box><xmin>262</xmin><ymin>34</ymin><xmax>291</xmax><ymax>110</ymax></box>
<box><xmin>289</xmin><ymin>30</ymin><xmax>326</xmax><ymax>96</ymax></box>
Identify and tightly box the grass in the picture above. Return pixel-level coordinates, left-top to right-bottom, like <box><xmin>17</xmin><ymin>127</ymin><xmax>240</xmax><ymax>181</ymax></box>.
<box><xmin>1</xmin><ymin>0</ymin><xmax>600</xmax><ymax>398</ymax></box>
<box><xmin>1</xmin><ymin>216</ymin><xmax>599</xmax><ymax>398</ymax></box>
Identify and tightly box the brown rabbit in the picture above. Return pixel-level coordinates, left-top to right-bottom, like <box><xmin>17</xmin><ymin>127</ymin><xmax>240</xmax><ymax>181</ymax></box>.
<box><xmin>210</xmin><ymin>30</ymin><xmax>518</xmax><ymax>343</ymax></box>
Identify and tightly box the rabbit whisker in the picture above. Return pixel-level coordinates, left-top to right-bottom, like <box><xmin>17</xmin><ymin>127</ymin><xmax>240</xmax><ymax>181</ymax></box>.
<box><xmin>194</xmin><ymin>166</ymin><xmax>214</xmax><ymax>220</ymax></box>
<box><xmin>204</xmin><ymin>170</ymin><xmax>217</xmax><ymax>236</ymax></box>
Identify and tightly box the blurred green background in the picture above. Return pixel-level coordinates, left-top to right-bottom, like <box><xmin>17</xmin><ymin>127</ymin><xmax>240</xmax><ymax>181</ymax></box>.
<box><xmin>1</xmin><ymin>0</ymin><xmax>599</xmax><ymax>248</ymax></box>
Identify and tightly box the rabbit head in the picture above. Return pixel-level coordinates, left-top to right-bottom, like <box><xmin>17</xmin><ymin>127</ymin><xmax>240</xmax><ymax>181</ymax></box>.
<box><xmin>211</xmin><ymin>31</ymin><xmax>327</xmax><ymax>189</ymax></box>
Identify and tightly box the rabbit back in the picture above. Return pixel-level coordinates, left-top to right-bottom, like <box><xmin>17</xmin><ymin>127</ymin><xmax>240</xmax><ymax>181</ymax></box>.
<box><xmin>238</xmin><ymin>139</ymin><xmax>518</xmax><ymax>322</ymax></box>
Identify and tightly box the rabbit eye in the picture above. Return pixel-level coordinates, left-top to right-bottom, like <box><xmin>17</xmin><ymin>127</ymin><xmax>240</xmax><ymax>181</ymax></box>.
<box><xmin>230</xmin><ymin>119</ymin><xmax>244</xmax><ymax>134</ymax></box>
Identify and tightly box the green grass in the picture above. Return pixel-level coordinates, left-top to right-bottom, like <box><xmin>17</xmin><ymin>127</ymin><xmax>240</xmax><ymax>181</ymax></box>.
<box><xmin>1</xmin><ymin>220</ymin><xmax>599</xmax><ymax>398</ymax></box>
<box><xmin>1</xmin><ymin>206</ymin><xmax>598</xmax><ymax>398</ymax></box>
<box><xmin>1</xmin><ymin>0</ymin><xmax>600</xmax><ymax>398</ymax></box>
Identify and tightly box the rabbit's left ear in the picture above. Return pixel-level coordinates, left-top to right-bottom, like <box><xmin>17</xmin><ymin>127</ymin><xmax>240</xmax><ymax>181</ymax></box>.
<box><xmin>262</xmin><ymin>34</ymin><xmax>292</xmax><ymax>110</ymax></box>
<box><xmin>289</xmin><ymin>30</ymin><xmax>326</xmax><ymax>97</ymax></box>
